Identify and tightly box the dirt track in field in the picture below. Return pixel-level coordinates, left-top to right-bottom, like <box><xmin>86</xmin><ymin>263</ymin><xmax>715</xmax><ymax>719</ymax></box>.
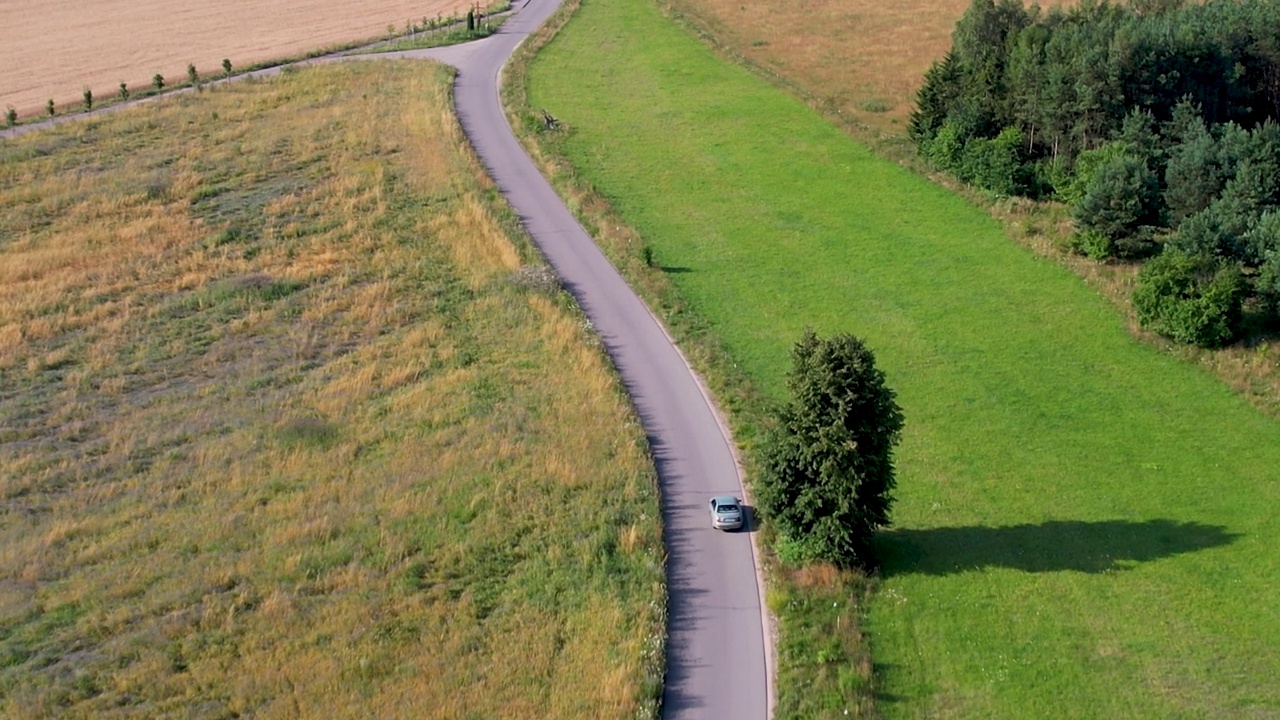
<box><xmin>0</xmin><ymin>0</ymin><xmax>468</xmax><ymax>117</ymax></box>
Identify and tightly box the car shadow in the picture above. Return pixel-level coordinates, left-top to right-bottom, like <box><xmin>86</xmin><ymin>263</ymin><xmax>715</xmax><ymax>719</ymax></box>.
<box><xmin>876</xmin><ymin>518</ymin><xmax>1239</xmax><ymax>577</ymax></box>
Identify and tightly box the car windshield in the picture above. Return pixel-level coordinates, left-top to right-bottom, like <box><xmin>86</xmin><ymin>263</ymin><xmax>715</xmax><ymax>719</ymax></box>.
<box><xmin>718</xmin><ymin>504</ymin><xmax>739</xmax><ymax>513</ymax></box>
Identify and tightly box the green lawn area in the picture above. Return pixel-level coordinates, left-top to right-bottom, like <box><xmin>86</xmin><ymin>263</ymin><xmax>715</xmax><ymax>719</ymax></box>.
<box><xmin>526</xmin><ymin>0</ymin><xmax>1280</xmax><ymax>716</ymax></box>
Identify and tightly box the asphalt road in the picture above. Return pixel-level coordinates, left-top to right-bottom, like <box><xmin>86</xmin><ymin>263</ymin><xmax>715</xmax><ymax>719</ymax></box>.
<box><xmin>402</xmin><ymin>3</ymin><xmax>773</xmax><ymax>717</ymax></box>
<box><xmin>2</xmin><ymin>3</ymin><xmax>774</xmax><ymax>716</ymax></box>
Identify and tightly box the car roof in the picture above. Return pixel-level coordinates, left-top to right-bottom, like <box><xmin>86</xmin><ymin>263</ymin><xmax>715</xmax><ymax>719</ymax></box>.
<box><xmin>711</xmin><ymin>495</ymin><xmax>740</xmax><ymax>505</ymax></box>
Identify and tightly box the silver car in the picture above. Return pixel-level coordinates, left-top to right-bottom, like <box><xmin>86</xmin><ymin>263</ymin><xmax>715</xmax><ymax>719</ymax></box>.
<box><xmin>709</xmin><ymin>496</ymin><xmax>743</xmax><ymax>531</ymax></box>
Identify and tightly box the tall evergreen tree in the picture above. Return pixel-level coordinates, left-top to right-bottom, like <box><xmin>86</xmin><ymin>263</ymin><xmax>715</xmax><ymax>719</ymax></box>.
<box><xmin>1164</xmin><ymin>106</ymin><xmax>1227</xmax><ymax>225</ymax></box>
<box><xmin>951</xmin><ymin>0</ymin><xmax>1033</xmax><ymax>132</ymax></box>
<box><xmin>1074</xmin><ymin>153</ymin><xmax>1161</xmax><ymax>258</ymax></box>
<box><xmin>757</xmin><ymin>331</ymin><xmax>904</xmax><ymax>570</ymax></box>
<box><xmin>911</xmin><ymin>51</ymin><xmax>964</xmax><ymax>142</ymax></box>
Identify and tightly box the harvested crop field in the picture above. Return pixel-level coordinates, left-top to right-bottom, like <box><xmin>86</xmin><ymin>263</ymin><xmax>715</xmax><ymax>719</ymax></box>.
<box><xmin>662</xmin><ymin>0</ymin><xmax>1069</xmax><ymax>139</ymax></box>
<box><xmin>0</xmin><ymin>0</ymin><xmax>469</xmax><ymax>117</ymax></box>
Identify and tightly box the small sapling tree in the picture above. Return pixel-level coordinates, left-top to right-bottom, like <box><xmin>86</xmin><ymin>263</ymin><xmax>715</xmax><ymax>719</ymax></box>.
<box><xmin>82</xmin><ymin>88</ymin><xmax>93</xmax><ymax>111</ymax></box>
<box><xmin>5</xmin><ymin>106</ymin><xmax>16</xmax><ymax>127</ymax></box>
<box><xmin>187</xmin><ymin>63</ymin><xmax>200</xmax><ymax>90</ymax></box>
<box><xmin>46</xmin><ymin>99</ymin><xmax>55</xmax><ymax>117</ymax></box>
<box><xmin>119</xmin><ymin>82</ymin><xmax>129</xmax><ymax>101</ymax></box>
<box><xmin>153</xmin><ymin>74</ymin><xmax>165</xmax><ymax>91</ymax></box>
<box><xmin>757</xmin><ymin>330</ymin><xmax>904</xmax><ymax>570</ymax></box>
<box><xmin>222</xmin><ymin>58</ymin><xmax>232</xmax><ymax>77</ymax></box>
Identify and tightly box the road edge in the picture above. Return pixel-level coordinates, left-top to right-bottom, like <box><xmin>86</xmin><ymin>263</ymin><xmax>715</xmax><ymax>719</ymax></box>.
<box><xmin>638</xmin><ymin>299</ymin><xmax>779</xmax><ymax>718</ymax></box>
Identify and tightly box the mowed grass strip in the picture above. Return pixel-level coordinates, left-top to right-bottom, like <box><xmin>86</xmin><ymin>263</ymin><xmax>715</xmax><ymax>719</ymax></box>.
<box><xmin>0</xmin><ymin>62</ymin><xmax>662</xmax><ymax>718</ymax></box>
<box><xmin>526</xmin><ymin>0</ymin><xmax>1280</xmax><ymax>717</ymax></box>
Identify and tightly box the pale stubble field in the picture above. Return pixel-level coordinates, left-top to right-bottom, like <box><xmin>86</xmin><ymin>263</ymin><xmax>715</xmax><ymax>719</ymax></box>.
<box><xmin>0</xmin><ymin>0</ymin><xmax>469</xmax><ymax>117</ymax></box>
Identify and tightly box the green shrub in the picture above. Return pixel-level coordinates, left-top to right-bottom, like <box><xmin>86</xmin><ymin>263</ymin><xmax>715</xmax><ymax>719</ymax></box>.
<box><xmin>1072</xmin><ymin>230</ymin><xmax>1117</xmax><ymax>260</ymax></box>
<box><xmin>46</xmin><ymin>99</ymin><xmax>54</xmax><ymax>117</ymax></box>
<box><xmin>119</xmin><ymin>82</ymin><xmax>129</xmax><ymax>101</ymax></box>
<box><xmin>1054</xmin><ymin>141</ymin><xmax>1133</xmax><ymax>207</ymax></box>
<box><xmin>924</xmin><ymin>122</ymin><xmax>964</xmax><ymax>173</ymax></box>
<box><xmin>4</xmin><ymin>106</ymin><xmax>15</xmax><ymax>128</ymax></box>
<box><xmin>1073</xmin><ymin>226</ymin><xmax>1157</xmax><ymax>261</ymax></box>
<box><xmin>959</xmin><ymin>126</ymin><xmax>1028</xmax><ymax>196</ymax></box>
<box><xmin>153</xmin><ymin>74</ymin><xmax>165</xmax><ymax>91</ymax></box>
<box><xmin>222</xmin><ymin>58</ymin><xmax>232</xmax><ymax>76</ymax></box>
<box><xmin>82</xmin><ymin>88</ymin><xmax>92</xmax><ymax>111</ymax></box>
<box><xmin>1132</xmin><ymin>249</ymin><xmax>1247</xmax><ymax>347</ymax></box>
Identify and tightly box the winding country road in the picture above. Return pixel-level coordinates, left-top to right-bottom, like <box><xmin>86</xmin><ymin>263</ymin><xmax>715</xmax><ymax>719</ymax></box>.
<box><xmin>402</xmin><ymin>3</ymin><xmax>773</xmax><ymax>716</ymax></box>
<box><xmin>2</xmin><ymin>2</ymin><xmax>773</xmax><ymax>716</ymax></box>
<box><xmin>408</xmin><ymin>3</ymin><xmax>774</xmax><ymax>716</ymax></box>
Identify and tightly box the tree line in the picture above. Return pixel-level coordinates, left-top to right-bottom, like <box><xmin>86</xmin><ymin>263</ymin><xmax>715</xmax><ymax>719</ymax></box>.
<box><xmin>911</xmin><ymin>0</ymin><xmax>1280</xmax><ymax>347</ymax></box>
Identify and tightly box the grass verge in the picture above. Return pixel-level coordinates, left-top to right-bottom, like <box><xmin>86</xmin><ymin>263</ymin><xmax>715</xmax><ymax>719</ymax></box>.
<box><xmin>0</xmin><ymin>61</ymin><xmax>663</xmax><ymax>718</ymax></box>
<box><xmin>518</xmin><ymin>0</ymin><xmax>1280</xmax><ymax>716</ymax></box>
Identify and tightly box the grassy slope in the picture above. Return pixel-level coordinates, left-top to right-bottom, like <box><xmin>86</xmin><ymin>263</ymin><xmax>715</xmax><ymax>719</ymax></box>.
<box><xmin>664</xmin><ymin>0</ymin><xmax>1280</xmax><ymax>417</ymax></box>
<box><xmin>0</xmin><ymin>62</ymin><xmax>663</xmax><ymax>718</ymax></box>
<box><xmin>526</xmin><ymin>0</ymin><xmax>1280</xmax><ymax>717</ymax></box>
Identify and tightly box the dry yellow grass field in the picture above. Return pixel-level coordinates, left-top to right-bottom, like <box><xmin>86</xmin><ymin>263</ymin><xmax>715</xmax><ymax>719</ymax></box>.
<box><xmin>0</xmin><ymin>61</ymin><xmax>663</xmax><ymax>718</ymax></box>
<box><xmin>0</xmin><ymin>0</ymin><xmax>470</xmax><ymax>117</ymax></box>
<box><xmin>662</xmin><ymin>0</ymin><xmax>1069</xmax><ymax>141</ymax></box>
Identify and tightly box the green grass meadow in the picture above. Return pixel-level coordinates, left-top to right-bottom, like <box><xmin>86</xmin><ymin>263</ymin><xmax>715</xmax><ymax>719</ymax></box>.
<box><xmin>526</xmin><ymin>0</ymin><xmax>1280</xmax><ymax>716</ymax></box>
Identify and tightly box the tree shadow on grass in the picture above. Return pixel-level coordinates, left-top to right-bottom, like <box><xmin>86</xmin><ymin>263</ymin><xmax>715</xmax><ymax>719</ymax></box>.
<box><xmin>877</xmin><ymin>519</ymin><xmax>1239</xmax><ymax>577</ymax></box>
